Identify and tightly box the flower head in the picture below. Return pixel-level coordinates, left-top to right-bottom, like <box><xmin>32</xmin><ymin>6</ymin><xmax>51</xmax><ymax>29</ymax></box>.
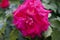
<box><xmin>13</xmin><ymin>0</ymin><xmax>51</xmax><ymax>38</ymax></box>
<box><xmin>0</xmin><ymin>0</ymin><xmax>10</xmax><ymax>9</ymax></box>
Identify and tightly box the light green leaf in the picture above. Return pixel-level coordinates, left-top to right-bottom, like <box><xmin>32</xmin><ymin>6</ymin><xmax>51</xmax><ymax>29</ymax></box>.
<box><xmin>51</xmin><ymin>29</ymin><xmax>60</xmax><ymax>40</ymax></box>
<box><xmin>56</xmin><ymin>17</ymin><xmax>60</xmax><ymax>21</ymax></box>
<box><xmin>50</xmin><ymin>18</ymin><xmax>60</xmax><ymax>28</ymax></box>
<box><xmin>43</xmin><ymin>3</ymin><xmax>57</xmax><ymax>12</ymax></box>
<box><xmin>42</xmin><ymin>0</ymin><xmax>50</xmax><ymax>4</ymax></box>
<box><xmin>43</xmin><ymin>26</ymin><xmax>52</xmax><ymax>38</ymax></box>
<box><xmin>9</xmin><ymin>28</ymin><xmax>18</xmax><ymax>40</ymax></box>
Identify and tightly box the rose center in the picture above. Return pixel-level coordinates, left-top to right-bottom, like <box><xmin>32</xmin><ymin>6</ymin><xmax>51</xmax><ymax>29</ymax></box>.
<box><xmin>25</xmin><ymin>17</ymin><xmax>34</xmax><ymax>25</ymax></box>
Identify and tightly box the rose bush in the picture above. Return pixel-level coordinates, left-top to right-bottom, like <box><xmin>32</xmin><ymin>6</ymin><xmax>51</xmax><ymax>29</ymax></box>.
<box><xmin>0</xmin><ymin>0</ymin><xmax>60</xmax><ymax>40</ymax></box>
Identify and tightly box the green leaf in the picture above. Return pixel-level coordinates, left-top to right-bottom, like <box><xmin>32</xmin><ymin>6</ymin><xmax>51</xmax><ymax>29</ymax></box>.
<box><xmin>19</xmin><ymin>0</ymin><xmax>24</xmax><ymax>4</ymax></box>
<box><xmin>43</xmin><ymin>3</ymin><xmax>57</xmax><ymax>12</ymax></box>
<box><xmin>51</xmin><ymin>29</ymin><xmax>60</xmax><ymax>40</ymax></box>
<box><xmin>9</xmin><ymin>28</ymin><xmax>18</xmax><ymax>40</ymax></box>
<box><xmin>56</xmin><ymin>17</ymin><xmax>60</xmax><ymax>21</ymax></box>
<box><xmin>43</xmin><ymin>26</ymin><xmax>52</xmax><ymax>38</ymax></box>
<box><xmin>42</xmin><ymin>0</ymin><xmax>50</xmax><ymax>4</ymax></box>
<box><xmin>50</xmin><ymin>18</ymin><xmax>60</xmax><ymax>29</ymax></box>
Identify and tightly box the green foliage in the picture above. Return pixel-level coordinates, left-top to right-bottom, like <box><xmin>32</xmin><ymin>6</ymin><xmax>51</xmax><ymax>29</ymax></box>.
<box><xmin>0</xmin><ymin>0</ymin><xmax>60</xmax><ymax>40</ymax></box>
<box><xmin>43</xmin><ymin>26</ymin><xmax>52</xmax><ymax>38</ymax></box>
<box><xmin>9</xmin><ymin>28</ymin><xmax>19</xmax><ymax>40</ymax></box>
<box><xmin>51</xmin><ymin>29</ymin><xmax>60</xmax><ymax>40</ymax></box>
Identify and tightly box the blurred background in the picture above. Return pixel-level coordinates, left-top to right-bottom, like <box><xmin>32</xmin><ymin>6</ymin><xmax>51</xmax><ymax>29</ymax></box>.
<box><xmin>0</xmin><ymin>0</ymin><xmax>60</xmax><ymax>40</ymax></box>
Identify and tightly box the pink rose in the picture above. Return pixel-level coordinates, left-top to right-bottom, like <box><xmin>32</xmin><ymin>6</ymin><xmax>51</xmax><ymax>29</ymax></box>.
<box><xmin>0</xmin><ymin>0</ymin><xmax>10</xmax><ymax>9</ymax></box>
<box><xmin>13</xmin><ymin>0</ymin><xmax>51</xmax><ymax>38</ymax></box>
